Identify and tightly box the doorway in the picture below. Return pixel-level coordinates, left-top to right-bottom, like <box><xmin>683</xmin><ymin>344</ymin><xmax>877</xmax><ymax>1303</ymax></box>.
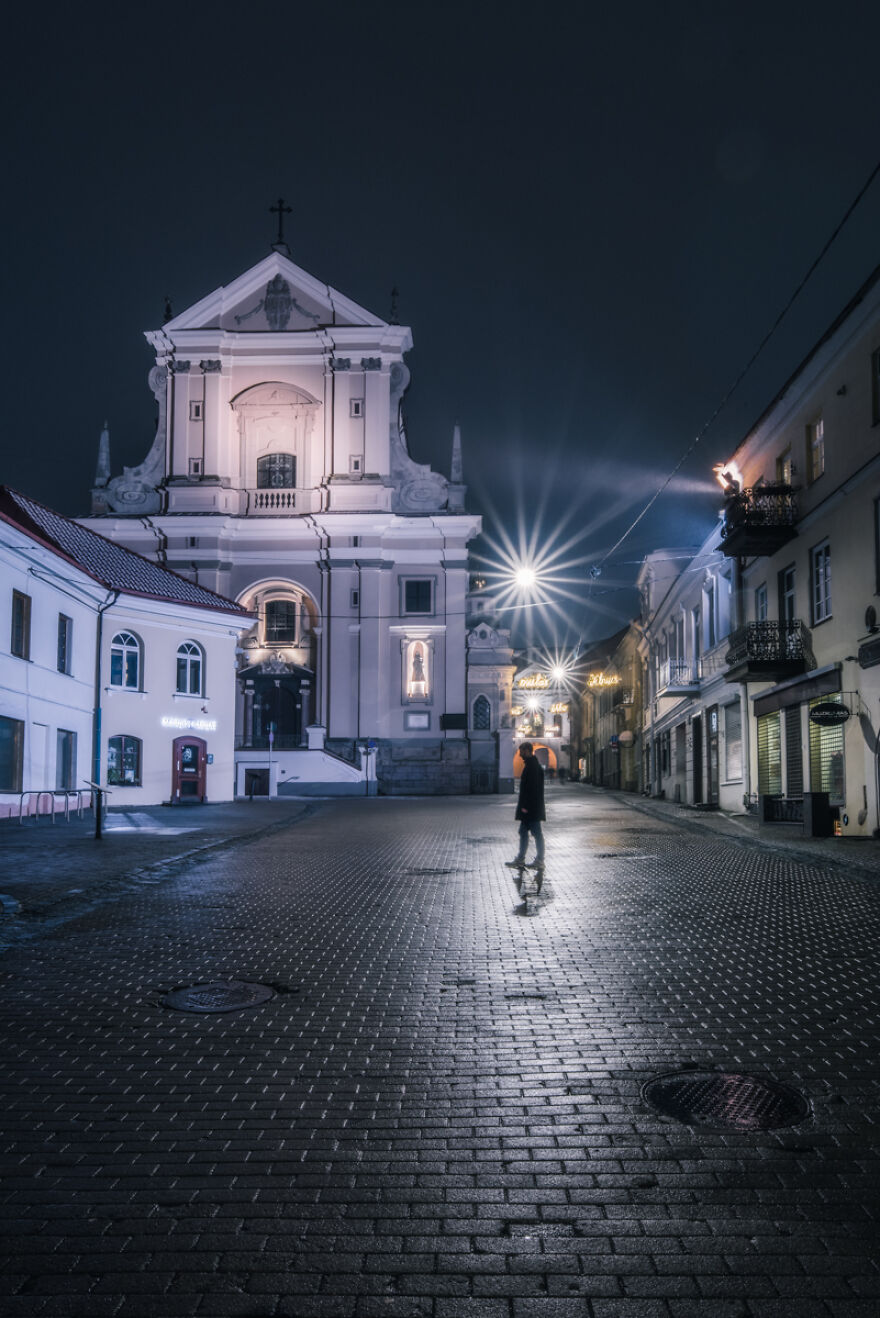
<box><xmin>692</xmin><ymin>716</ymin><xmax>703</xmax><ymax>804</ymax></box>
<box><xmin>706</xmin><ymin>705</ymin><xmax>719</xmax><ymax>806</ymax></box>
<box><xmin>171</xmin><ymin>735</ymin><xmax>207</xmax><ymax>802</ymax></box>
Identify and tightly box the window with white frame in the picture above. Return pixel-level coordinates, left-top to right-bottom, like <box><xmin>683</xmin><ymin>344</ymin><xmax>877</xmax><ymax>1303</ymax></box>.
<box><xmin>176</xmin><ymin>641</ymin><xmax>204</xmax><ymax>695</ymax></box>
<box><xmin>57</xmin><ymin>614</ymin><xmax>73</xmax><ymax>674</ymax></box>
<box><xmin>811</xmin><ymin>540</ymin><xmax>832</xmax><ymax>623</ymax></box>
<box><xmin>806</xmin><ymin>418</ymin><xmax>824</xmax><ymax>483</ymax></box>
<box><xmin>754</xmin><ymin>583</ymin><xmax>768</xmax><ymax>622</ymax></box>
<box><xmin>110</xmin><ymin>632</ymin><xmax>141</xmax><ymax>689</ymax></box>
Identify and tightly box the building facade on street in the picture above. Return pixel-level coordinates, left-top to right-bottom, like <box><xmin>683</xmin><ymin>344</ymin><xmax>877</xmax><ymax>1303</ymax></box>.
<box><xmin>0</xmin><ymin>488</ymin><xmax>249</xmax><ymax>814</ymax></box>
<box><xmin>578</xmin><ymin>626</ymin><xmax>644</xmax><ymax>792</ymax></box>
<box><xmin>78</xmin><ymin>247</ymin><xmax>491</xmax><ymax>796</ymax></box>
<box><xmin>632</xmin><ymin>262</ymin><xmax>880</xmax><ymax>836</ymax></box>
<box><xmin>509</xmin><ymin>660</ymin><xmax>577</xmax><ymax>780</ymax></box>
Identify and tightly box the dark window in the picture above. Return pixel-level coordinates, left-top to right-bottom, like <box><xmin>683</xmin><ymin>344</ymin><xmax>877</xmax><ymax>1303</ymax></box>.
<box><xmin>257</xmin><ymin>453</ymin><xmax>296</xmax><ymax>488</ymax></box>
<box><xmin>404</xmin><ymin>580</ymin><xmax>432</xmax><ymax>615</ymax></box>
<box><xmin>176</xmin><ymin>641</ymin><xmax>203</xmax><ymax>694</ymax></box>
<box><xmin>110</xmin><ymin>632</ymin><xmax>141</xmax><ymax>688</ymax></box>
<box><xmin>472</xmin><ymin>695</ymin><xmax>491</xmax><ymax>730</ymax></box>
<box><xmin>778</xmin><ymin>565</ymin><xmax>796</xmax><ymax>622</ymax></box>
<box><xmin>265</xmin><ymin>600</ymin><xmax>298</xmax><ymax>644</ymax></box>
<box><xmin>811</xmin><ymin>541</ymin><xmax>831</xmax><ymax>623</ymax></box>
<box><xmin>57</xmin><ymin>614</ymin><xmax>73</xmax><ymax>674</ymax></box>
<box><xmin>107</xmin><ymin>735</ymin><xmax>142</xmax><ymax>786</ymax></box>
<box><xmin>56</xmin><ymin>729</ymin><xmax>77</xmax><ymax>790</ymax></box>
<box><xmin>872</xmin><ymin>348</ymin><xmax>880</xmax><ymax>425</ymax></box>
<box><xmin>0</xmin><ymin>715</ymin><xmax>24</xmax><ymax>791</ymax></box>
<box><xmin>11</xmin><ymin>590</ymin><xmax>31</xmax><ymax>659</ymax></box>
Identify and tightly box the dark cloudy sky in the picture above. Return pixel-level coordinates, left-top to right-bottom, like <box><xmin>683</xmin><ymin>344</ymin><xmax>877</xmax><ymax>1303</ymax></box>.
<box><xmin>4</xmin><ymin>1</ymin><xmax>879</xmax><ymax>642</ymax></box>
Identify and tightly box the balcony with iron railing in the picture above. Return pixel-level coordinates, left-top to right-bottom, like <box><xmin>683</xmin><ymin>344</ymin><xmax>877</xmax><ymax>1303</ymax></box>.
<box><xmin>656</xmin><ymin>658</ymin><xmax>702</xmax><ymax>696</ymax></box>
<box><xmin>718</xmin><ymin>483</ymin><xmax>797</xmax><ymax>558</ymax></box>
<box><xmin>724</xmin><ymin>619</ymin><xmax>814</xmax><ymax>683</ymax></box>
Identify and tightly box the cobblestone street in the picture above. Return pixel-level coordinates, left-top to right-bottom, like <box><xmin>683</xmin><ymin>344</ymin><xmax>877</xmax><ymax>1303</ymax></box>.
<box><xmin>1</xmin><ymin>788</ymin><xmax>879</xmax><ymax>1318</ymax></box>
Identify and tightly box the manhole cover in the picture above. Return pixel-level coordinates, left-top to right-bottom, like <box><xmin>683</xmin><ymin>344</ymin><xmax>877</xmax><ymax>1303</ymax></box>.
<box><xmin>162</xmin><ymin>980</ymin><xmax>275</xmax><ymax>1014</ymax></box>
<box><xmin>642</xmin><ymin>1070</ymin><xmax>810</xmax><ymax>1130</ymax></box>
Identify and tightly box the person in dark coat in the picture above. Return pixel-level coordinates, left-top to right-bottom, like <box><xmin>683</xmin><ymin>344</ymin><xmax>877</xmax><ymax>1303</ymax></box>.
<box><xmin>506</xmin><ymin>741</ymin><xmax>546</xmax><ymax>870</ymax></box>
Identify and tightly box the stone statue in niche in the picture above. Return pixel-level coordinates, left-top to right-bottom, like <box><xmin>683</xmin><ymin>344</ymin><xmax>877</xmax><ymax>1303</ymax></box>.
<box><xmin>409</xmin><ymin>644</ymin><xmax>427</xmax><ymax>698</ymax></box>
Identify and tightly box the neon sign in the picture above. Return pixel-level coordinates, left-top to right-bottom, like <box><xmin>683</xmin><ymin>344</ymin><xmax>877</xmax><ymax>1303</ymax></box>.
<box><xmin>587</xmin><ymin>673</ymin><xmax>620</xmax><ymax>688</ymax></box>
<box><xmin>161</xmin><ymin>715</ymin><xmax>217</xmax><ymax>732</ymax></box>
<box><xmin>516</xmin><ymin>673</ymin><xmax>550</xmax><ymax>689</ymax></box>
<box><xmin>550</xmin><ymin>702</ymin><xmax>569</xmax><ymax>713</ymax></box>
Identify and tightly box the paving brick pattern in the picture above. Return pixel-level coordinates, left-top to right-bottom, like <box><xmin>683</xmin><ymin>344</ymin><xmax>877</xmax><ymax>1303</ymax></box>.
<box><xmin>1</xmin><ymin>790</ymin><xmax>879</xmax><ymax>1317</ymax></box>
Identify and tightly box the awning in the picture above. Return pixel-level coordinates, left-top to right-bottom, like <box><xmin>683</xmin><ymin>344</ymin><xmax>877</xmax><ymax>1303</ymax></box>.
<box><xmin>752</xmin><ymin>663</ymin><xmax>841</xmax><ymax>717</ymax></box>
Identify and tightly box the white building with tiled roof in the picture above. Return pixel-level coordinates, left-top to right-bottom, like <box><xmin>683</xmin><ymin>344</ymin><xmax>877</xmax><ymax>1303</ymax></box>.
<box><xmin>0</xmin><ymin>487</ymin><xmax>250</xmax><ymax>814</ymax></box>
<box><xmin>78</xmin><ymin>247</ymin><xmax>483</xmax><ymax>796</ymax></box>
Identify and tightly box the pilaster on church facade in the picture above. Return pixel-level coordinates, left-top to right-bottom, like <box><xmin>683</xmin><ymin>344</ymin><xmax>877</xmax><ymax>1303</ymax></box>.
<box><xmin>79</xmin><ymin>247</ymin><xmax>495</xmax><ymax>796</ymax></box>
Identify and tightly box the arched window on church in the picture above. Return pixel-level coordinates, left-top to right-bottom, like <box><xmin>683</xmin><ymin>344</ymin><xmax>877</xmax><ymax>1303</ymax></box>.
<box><xmin>257</xmin><ymin>453</ymin><xmax>296</xmax><ymax>489</ymax></box>
<box><xmin>472</xmin><ymin>694</ymin><xmax>491</xmax><ymax>731</ymax></box>
<box><xmin>265</xmin><ymin>599</ymin><xmax>299</xmax><ymax>645</ymax></box>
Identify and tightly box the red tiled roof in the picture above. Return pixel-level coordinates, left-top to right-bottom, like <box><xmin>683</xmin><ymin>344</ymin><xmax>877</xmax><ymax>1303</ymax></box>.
<box><xmin>0</xmin><ymin>487</ymin><xmax>251</xmax><ymax>617</ymax></box>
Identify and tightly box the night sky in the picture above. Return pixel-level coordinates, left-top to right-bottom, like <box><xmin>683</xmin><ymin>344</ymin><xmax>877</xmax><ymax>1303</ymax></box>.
<box><xmin>4</xmin><ymin>2</ymin><xmax>879</xmax><ymax>643</ymax></box>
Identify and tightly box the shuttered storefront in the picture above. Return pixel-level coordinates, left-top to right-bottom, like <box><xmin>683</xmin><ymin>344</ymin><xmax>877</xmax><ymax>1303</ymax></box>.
<box><xmin>757</xmin><ymin>712</ymin><xmax>782</xmax><ymax>796</ymax></box>
<box><xmin>809</xmin><ymin>695</ymin><xmax>845</xmax><ymax>804</ymax></box>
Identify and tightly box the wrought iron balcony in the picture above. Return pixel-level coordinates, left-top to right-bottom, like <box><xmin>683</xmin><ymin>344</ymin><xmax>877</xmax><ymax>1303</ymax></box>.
<box><xmin>724</xmin><ymin>620</ymin><xmax>814</xmax><ymax>683</ymax></box>
<box><xmin>656</xmin><ymin>658</ymin><xmax>701</xmax><ymax>696</ymax></box>
<box><xmin>718</xmin><ymin>484</ymin><xmax>797</xmax><ymax>558</ymax></box>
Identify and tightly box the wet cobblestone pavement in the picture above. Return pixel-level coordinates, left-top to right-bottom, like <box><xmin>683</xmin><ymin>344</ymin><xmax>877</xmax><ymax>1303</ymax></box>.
<box><xmin>1</xmin><ymin>789</ymin><xmax>879</xmax><ymax>1317</ymax></box>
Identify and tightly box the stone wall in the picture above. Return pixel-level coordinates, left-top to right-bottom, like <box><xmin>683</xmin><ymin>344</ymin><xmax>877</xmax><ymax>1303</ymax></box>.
<box><xmin>378</xmin><ymin>740</ymin><xmax>470</xmax><ymax>795</ymax></box>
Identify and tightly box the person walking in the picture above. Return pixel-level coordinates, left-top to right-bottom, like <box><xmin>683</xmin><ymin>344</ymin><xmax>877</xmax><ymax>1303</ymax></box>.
<box><xmin>506</xmin><ymin>741</ymin><xmax>546</xmax><ymax>871</ymax></box>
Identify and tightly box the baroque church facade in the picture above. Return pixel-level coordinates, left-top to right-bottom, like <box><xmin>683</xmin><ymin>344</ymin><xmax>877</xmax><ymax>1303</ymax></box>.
<box><xmin>81</xmin><ymin>246</ymin><xmax>504</xmax><ymax>796</ymax></box>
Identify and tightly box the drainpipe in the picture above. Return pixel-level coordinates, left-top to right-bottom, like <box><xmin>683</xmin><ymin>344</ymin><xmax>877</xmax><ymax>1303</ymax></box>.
<box><xmin>92</xmin><ymin>590</ymin><xmax>119</xmax><ymax>839</ymax></box>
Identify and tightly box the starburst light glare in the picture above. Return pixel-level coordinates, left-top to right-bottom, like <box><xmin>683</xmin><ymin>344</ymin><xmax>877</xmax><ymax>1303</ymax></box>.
<box><xmin>514</xmin><ymin>566</ymin><xmax>538</xmax><ymax>589</ymax></box>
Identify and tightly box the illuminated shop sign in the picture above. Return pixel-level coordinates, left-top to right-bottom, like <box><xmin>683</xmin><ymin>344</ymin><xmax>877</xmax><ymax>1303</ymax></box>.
<box><xmin>587</xmin><ymin>673</ymin><xmax>620</xmax><ymax>688</ymax></box>
<box><xmin>516</xmin><ymin>674</ymin><xmax>550</xmax><ymax>689</ymax></box>
<box><xmin>550</xmin><ymin>702</ymin><xmax>568</xmax><ymax>714</ymax></box>
<box><xmin>161</xmin><ymin>715</ymin><xmax>217</xmax><ymax>732</ymax></box>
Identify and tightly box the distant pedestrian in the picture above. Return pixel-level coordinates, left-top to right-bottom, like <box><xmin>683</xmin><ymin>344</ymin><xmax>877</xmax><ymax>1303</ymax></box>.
<box><xmin>506</xmin><ymin>741</ymin><xmax>546</xmax><ymax>871</ymax></box>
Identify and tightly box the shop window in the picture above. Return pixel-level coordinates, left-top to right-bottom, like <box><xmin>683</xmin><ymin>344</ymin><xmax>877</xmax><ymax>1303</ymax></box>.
<box><xmin>472</xmin><ymin>694</ymin><xmax>491</xmax><ymax>731</ymax></box>
<box><xmin>56</xmin><ymin>729</ymin><xmax>77</xmax><ymax>790</ymax></box>
<box><xmin>57</xmin><ymin>614</ymin><xmax>73</xmax><ymax>674</ymax></box>
<box><xmin>11</xmin><ymin>590</ymin><xmax>31</xmax><ymax>660</ymax></box>
<box><xmin>176</xmin><ymin>641</ymin><xmax>204</xmax><ymax>695</ymax></box>
<box><xmin>757</xmin><ymin>713</ymin><xmax>782</xmax><ymax>796</ymax></box>
<box><xmin>107</xmin><ymin>735</ymin><xmax>142</xmax><ymax>786</ymax></box>
<box><xmin>724</xmin><ymin>701</ymin><xmax>743</xmax><ymax>781</ymax></box>
<box><xmin>809</xmin><ymin>696</ymin><xmax>845</xmax><ymax>804</ymax></box>
<box><xmin>110</xmin><ymin>632</ymin><xmax>141</xmax><ymax>689</ymax></box>
<box><xmin>257</xmin><ymin>453</ymin><xmax>296</xmax><ymax>488</ymax></box>
<box><xmin>0</xmin><ymin>715</ymin><xmax>24</xmax><ymax>792</ymax></box>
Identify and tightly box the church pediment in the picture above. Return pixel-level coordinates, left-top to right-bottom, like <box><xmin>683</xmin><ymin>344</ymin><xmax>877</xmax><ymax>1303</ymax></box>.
<box><xmin>164</xmin><ymin>251</ymin><xmax>386</xmax><ymax>334</ymax></box>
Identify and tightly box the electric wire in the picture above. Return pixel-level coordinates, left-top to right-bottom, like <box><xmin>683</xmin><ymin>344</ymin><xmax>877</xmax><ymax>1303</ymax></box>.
<box><xmin>593</xmin><ymin>155</ymin><xmax>880</xmax><ymax>575</ymax></box>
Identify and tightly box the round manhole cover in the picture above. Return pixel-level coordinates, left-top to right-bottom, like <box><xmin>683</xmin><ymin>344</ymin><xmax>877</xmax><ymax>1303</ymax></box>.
<box><xmin>162</xmin><ymin>980</ymin><xmax>275</xmax><ymax>1014</ymax></box>
<box><xmin>642</xmin><ymin>1070</ymin><xmax>810</xmax><ymax>1130</ymax></box>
